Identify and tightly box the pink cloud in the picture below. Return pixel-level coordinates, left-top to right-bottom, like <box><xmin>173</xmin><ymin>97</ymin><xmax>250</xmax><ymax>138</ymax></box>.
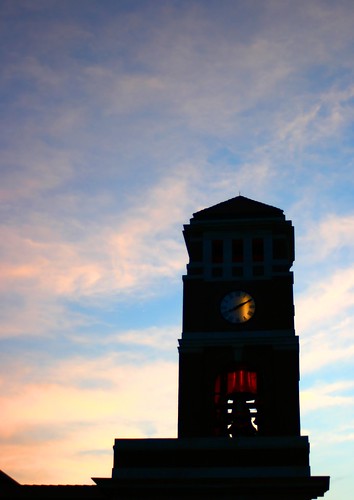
<box><xmin>0</xmin><ymin>355</ymin><xmax>177</xmax><ymax>484</ymax></box>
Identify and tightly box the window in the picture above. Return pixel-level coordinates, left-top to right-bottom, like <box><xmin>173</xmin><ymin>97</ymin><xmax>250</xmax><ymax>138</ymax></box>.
<box><xmin>273</xmin><ymin>238</ymin><xmax>287</xmax><ymax>260</ymax></box>
<box><xmin>252</xmin><ymin>238</ymin><xmax>264</xmax><ymax>262</ymax></box>
<box><xmin>188</xmin><ymin>240</ymin><xmax>203</xmax><ymax>262</ymax></box>
<box><xmin>212</xmin><ymin>239</ymin><xmax>223</xmax><ymax>263</ymax></box>
<box><xmin>232</xmin><ymin>239</ymin><xmax>244</xmax><ymax>262</ymax></box>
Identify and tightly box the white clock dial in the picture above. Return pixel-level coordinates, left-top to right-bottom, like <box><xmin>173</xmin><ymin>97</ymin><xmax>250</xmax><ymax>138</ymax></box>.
<box><xmin>220</xmin><ymin>290</ymin><xmax>255</xmax><ymax>324</ymax></box>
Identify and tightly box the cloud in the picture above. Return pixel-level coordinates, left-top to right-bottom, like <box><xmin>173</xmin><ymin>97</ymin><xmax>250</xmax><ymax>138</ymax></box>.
<box><xmin>107</xmin><ymin>326</ymin><xmax>179</xmax><ymax>352</ymax></box>
<box><xmin>296</xmin><ymin>266</ymin><xmax>354</xmax><ymax>331</ymax></box>
<box><xmin>301</xmin><ymin>328</ymin><xmax>354</xmax><ymax>374</ymax></box>
<box><xmin>5</xmin><ymin>0</ymin><xmax>352</xmax><ymax>158</ymax></box>
<box><xmin>299</xmin><ymin>213</ymin><xmax>354</xmax><ymax>262</ymax></box>
<box><xmin>0</xmin><ymin>353</ymin><xmax>178</xmax><ymax>483</ymax></box>
<box><xmin>108</xmin><ymin>172</ymin><xmax>192</xmax><ymax>293</ymax></box>
<box><xmin>0</xmin><ymin>168</ymin><xmax>195</xmax><ymax>340</ymax></box>
<box><xmin>294</xmin><ymin>210</ymin><xmax>354</xmax><ymax>337</ymax></box>
<box><xmin>301</xmin><ymin>380</ymin><xmax>354</xmax><ymax>413</ymax></box>
<box><xmin>2</xmin><ymin>1</ymin><xmax>354</xmax><ymax>494</ymax></box>
<box><xmin>295</xmin><ymin>264</ymin><xmax>354</xmax><ymax>375</ymax></box>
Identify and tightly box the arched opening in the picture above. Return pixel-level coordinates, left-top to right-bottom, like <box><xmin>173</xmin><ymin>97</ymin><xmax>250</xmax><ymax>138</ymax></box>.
<box><xmin>214</xmin><ymin>367</ymin><xmax>258</xmax><ymax>437</ymax></box>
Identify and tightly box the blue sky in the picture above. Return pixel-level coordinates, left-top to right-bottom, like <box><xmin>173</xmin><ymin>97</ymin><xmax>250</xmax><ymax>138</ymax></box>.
<box><xmin>1</xmin><ymin>0</ymin><xmax>354</xmax><ymax>497</ymax></box>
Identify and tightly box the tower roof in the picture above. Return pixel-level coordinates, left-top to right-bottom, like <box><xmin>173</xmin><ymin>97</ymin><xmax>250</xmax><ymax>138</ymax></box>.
<box><xmin>192</xmin><ymin>195</ymin><xmax>284</xmax><ymax>220</ymax></box>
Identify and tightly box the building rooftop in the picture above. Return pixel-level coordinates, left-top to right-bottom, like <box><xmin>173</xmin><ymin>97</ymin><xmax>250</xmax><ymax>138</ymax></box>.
<box><xmin>192</xmin><ymin>195</ymin><xmax>284</xmax><ymax>220</ymax></box>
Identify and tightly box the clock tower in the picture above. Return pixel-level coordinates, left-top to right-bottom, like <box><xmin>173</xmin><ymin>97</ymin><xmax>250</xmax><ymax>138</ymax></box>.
<box><xmin>178</xmin><ymin>195</ymin><xmax>299</xmax><ymax>439</ymax></box>
<box><xmin>95</xmin><ymin>195</ymin><xmax>329</xmax><ymax>499</ymax></box>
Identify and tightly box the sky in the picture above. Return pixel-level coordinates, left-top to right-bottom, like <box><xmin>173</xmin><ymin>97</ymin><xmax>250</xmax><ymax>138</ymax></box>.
<box><xmin>1</xmin><ymin>0</ymin><xmax>354</xmax><ymax>497</ymax></box>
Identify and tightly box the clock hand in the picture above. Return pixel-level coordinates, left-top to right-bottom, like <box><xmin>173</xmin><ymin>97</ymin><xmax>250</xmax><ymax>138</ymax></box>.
<box><xmin>227</xmin><ymin>298</ymin><xmax>252</xmax><ymax>313</ymax></box>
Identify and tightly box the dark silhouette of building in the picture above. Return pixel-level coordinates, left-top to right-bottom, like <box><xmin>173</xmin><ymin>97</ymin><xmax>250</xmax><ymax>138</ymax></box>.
<box><xmin>0</xmin><ymin>196</ymin><xmax>329</xmax><ymax>498</ymax></box>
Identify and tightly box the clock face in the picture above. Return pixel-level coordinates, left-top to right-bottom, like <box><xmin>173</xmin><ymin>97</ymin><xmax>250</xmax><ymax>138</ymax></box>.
<box><xmin>220</xmin><ymin>290</ymin><xmax>255</xmax><ymax>324</ymax></box>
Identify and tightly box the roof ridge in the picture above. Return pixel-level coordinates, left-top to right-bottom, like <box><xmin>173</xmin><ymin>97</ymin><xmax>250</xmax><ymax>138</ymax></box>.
<box><xmin>192</xmin><ymin>195</ymin><xmax>284</xmax><ymax>220</ymax></box>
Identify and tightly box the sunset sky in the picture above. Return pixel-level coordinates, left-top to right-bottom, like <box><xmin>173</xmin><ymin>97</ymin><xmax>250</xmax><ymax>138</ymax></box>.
<box><xmin>1</xmin><ymin>1</ymin><xmax>354</xmax><ymax>498</ymax></box>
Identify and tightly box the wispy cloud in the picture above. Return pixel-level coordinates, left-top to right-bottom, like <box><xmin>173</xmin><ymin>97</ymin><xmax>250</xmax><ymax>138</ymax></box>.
<box><xmin>296</xmin><ymin>266</ymin><xmax>354</xmax><ymax>332</ymax></box>
<box><xmin>0</xmin><ymin>353</ymin><xmax>177</xmax><ymax>482</ymax></box>
<box><xmin>295</xmin><ymin>219</ymin><xmax>354</xmax><ymax>375</ymax></box>
<box><xmin>301</xmin><ymin>380</ymin><xmax>354</xmax><ymax>413</ymax></box>
<box><xmin>0</xmin><ymin>169</ymin><xmax>194</xmax><ymax>339</ymax></box>
<box><xmin>299</xmin><ymin>213</ymin><xmax>354</xmax><ymax>262</ymax></box>
<box><xmin>1</xmin><ymin>1</ymin><xmax>354</xmax><ymax>494</ymax></box>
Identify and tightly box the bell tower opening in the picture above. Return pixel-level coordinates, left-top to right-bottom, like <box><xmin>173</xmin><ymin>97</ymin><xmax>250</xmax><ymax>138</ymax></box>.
<box><xmin>214</xmin><ymin>367</ymin><xmax>258</xmax><ymax>437</ymax></box>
